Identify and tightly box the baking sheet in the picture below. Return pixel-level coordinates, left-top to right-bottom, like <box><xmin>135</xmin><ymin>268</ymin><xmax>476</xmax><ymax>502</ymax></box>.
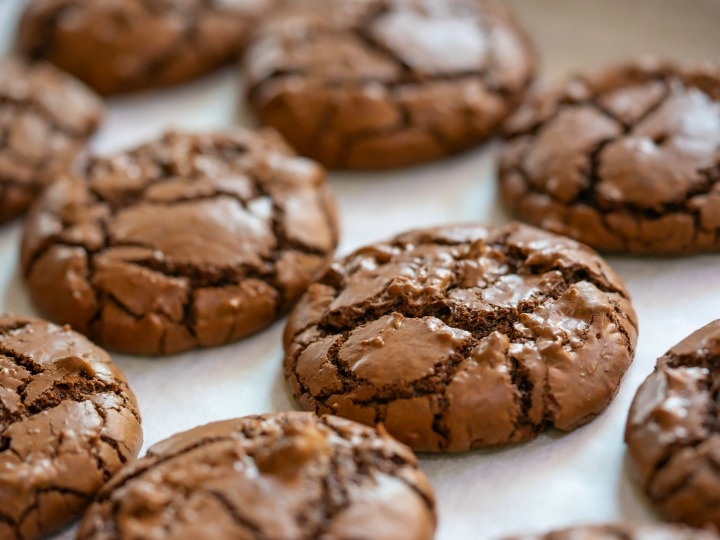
<box><xmin>2</xmin><ymin>1</ymin><xmax>720</xmax><ymax>538</ymax></box>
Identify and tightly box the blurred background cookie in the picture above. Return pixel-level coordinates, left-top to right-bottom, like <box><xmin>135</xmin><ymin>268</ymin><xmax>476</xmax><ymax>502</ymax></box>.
<box><xmin>0</xmin><ymin>314</ymin><xmax>142</xmax><ymax>540</ymax></box>
<box><xmin>626</xmin><ymin>319</ymin><xmax>720</xmax><ymax>528</ymax></box>
<box><xmin>17</xmin><ymin>0</ymin><xmax>277</xmax><ymax>95</ymax></box>
<box><xmin>0</xmin><ymin>56</ymin><xmax>102</xmax><ymax>224</ymax></box>
<box><xmin>77</xmin><ymin>412</ymin><xmax>436</xmax><ymax>540</ymax></box>
<box><xmin>20</xmin><ymin>128</ymin><xmax>339</xmax><ymax>355</ymax></box>
<box><xmin>499</xmin><ymin>57</ymin><xmax>720</xmax><ymax>254</ymax></box>
<box><xmin>284</xmin><ymin>222</ymin><xmax>638</xmax><ymax>452</ymax></box>
<box><xmin>244</xmin><ymin>0</ymin><xmax>535</xmax><ymax>169</ymax></box>
<box><xmin>502</xmin><ymin>523</ymin><xmax>720</xmax><ymax>539</ymax></box>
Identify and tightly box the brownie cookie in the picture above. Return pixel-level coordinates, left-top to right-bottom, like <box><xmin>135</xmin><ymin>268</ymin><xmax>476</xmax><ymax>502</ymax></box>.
<box><xmin>499</xmin><ymin>58</ymin><xmax>720</xmax><ymax>254</ymax></box>
<box><xmin>626</xmin><ymin>319</ymin><xmax>720</xmax><ymax>528</ymax></box>
<box><xmin>0</xmin><ymin>57</ymin><xmax>102</xmax><ymax>225</ymax></box>
<box><xmin>244</xmin><ymin>0</ymin><xmax>535</xmax><ymax>169</ymax></box>
<box><xmin>283</xmin><ymin>222</ymin><xmax>638</xmax><ymax>452</ymax></box>
<box><xmin>17</xmin><ymin>0</ymin><xmax>276</xmax><ymax>95</ymax></box>
<box><xmin>502</xmin><ymin>523</ymin><xmax>720</xmax><ymax>540</ymax></box>
<box><xmin>20</xmin><ymin>129</ymin><xmax>339</xmax><ymax>356</ymax></box>
<box><xmin>0</xmin><ymin>314</ymin><xmax>142</xmax><ymax>540</ymax></box>
<box><xmin>77</xmin><ymin>411</ymin><xmax>436</xmax><ymax>539</ymax></box>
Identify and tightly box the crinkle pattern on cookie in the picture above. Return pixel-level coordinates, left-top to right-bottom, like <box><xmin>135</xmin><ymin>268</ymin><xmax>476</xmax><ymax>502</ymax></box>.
<box><xmin>21</xmin><ymin>129</ymin><xmax>339</xmax><ymax>356</ymax></box>
<box><xmin>626</xmin><ymin>319</ymin><xmax>720</xmax><ymax>528</ymax></box>
<box><xmin>245</xmin><ymin>0</ymin><xmax>535</xmax><ymax>169</ymax></box>
<box><xmin>500</xmin><ymin>58</ymin><xmax>720</xmax><ymax>254</ymax></box>
<box><xmin>18</xmin><ymin>0</ymin><xmax>277</xmax><ymax>95</ymax></box>
<box><xmin>0</xmin><ymin>315</ymin><xmax>142</xmax><ymax>540</ymax></box>
<box><xmin>0</xmin><ymin>57</ymin><xmax>102</xmax><ymax>224</ymax></box>
<box><xmin>284</xmin><ymin>223</ymin><xmax>638</xmax><ymax>452</ymax></box>
<box><xmin>77</xmin><ymin>412</ymin><xmax>436</xmax><ymax>540</ymax></box>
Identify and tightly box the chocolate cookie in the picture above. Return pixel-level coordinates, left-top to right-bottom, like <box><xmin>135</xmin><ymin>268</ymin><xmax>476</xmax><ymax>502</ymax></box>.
<box><xmin>283</xmin><ymin>222</ymin><xmax>638</xmax><ymax>452</ymax></box>
<box><xmin>499</xmin><ymin>58</ymin><xmax>720</xmax><ymax>254</ymax></box>
<box><xmin>0</xmin><ymin>57</ymin><xmax>102</xmax><ymax>225</ymax></box>
<box><xmin>20</xmin><ymin>129</ymin><xmax>339</xmax><ymax>356</ymax></box>
<box><xmin>0</xmin><ymin>314</ymin><xmax>142</xmax><ymax>540</ymax></box>
<box><xmin>244</xmin><ymin>0</ymin><xmax>535</xmax><ymax>169</ymax></box>
<box><xmin>17</xmin><ymin>0</ymin><xmax>276</xmax><ymax>95</ymax></box>
<box><xmin>502</xmin><ymin>523</ymin><xmax>720</xmax><ymax>540</ymax></box>
<box><xmin>626</xmin><ymin>319</ymin><xmax>720</xmax><ymax>528</ymax></box>
<box><xmin>77</xmin><ymin>411</ymin><xmax>436</xmax><ymax>539</ymax></box>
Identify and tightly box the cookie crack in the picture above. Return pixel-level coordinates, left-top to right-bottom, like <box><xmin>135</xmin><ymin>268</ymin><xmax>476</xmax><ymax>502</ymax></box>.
<box><xmin>320</xmin><ymin>416</ymin><xmax>435</xmax><ymax>513</ymax></box>
<box><xmin>15</xmin><ymin>485</ymin><xmax>94</xmax><ymax>534</ymax></box>
<box><xmin>508</xmin><ymin>77</ymin><xmax>720</xmax><ymax>236</ymax></box>
<box><xmin>21</xmin><ymin>1</ymin><xmax>71</xmax><ymax>61</ymax></box>
<box><xmin>203</xmin><ymin>489</ymin><xmax>267</xmax><ymax>538</ymax></box>
<box><xmin>0</xmin><ymin>95</ymin><xmax>91</xmax><ymax>140</ymax></box>
<box><xmin>648</xmin><ymin>437</ymin><xmax>712</xmax><ymax>504</ymax></box>
<box><xmin>97</xmin><ymin>435</ymin><xmax>241</xmax><ymax>504</ymax></box>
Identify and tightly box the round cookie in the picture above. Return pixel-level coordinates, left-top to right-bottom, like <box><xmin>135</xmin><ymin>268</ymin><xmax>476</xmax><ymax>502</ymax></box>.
<box><xmin>502</xmin><ymin>523</ymin><xmax>720</xmax><ymax>540</ymax></box>
<box><xmin>283</xmin><ymin>222</ymin><xmax>638</xmax><ymax>452</ymax></box>
<box><xmin>499</xmin><ymin>58</ymin><xmax>720</xmax><ymax>254</ymax></box>
<box><xmin>77</xmin><ymin>411</ymin><xmax>436</xmax><ymax>540</ymax></box>
<box><xmin>244</xmin><ymin>0</ymin><xmax>535</xmax><ymax>169</ymax></box>
<box><xmin>0</xmin><ymin>314</ymin><xmax>142</xmax><ymax>540</ymax></box>
<box><xmin>0</xmin><ymin>56</ymin><xmax>102</xmax><ymax>225</ymax></box>
<box><xmin>20</xmin><ymin>128</ymin><xmax>339</xmax><ymax>356</ymax></box>
<box><xmin>626</xmin><ymin>319</ymin><xmax>720</xmax><ymax>528</ymax></box>
<box><xmin>17</xmin><ymin>0</ymin><xmax>277</xmax><ymax>95</ymax></box>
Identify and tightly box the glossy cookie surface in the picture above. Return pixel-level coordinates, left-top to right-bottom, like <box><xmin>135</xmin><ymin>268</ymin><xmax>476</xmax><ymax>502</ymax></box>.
<box><xmin>18</xmin><ymin>0</ymin><xmax>277</xmax><ymax>95</ymax></box>
<box><xmin>0</xmin><ymin>315</ymin><xmax>142</xmax><ymax>540</ymax></box>
<box><xmin>21</xmin><ymin>129</ymin><xmax>339</xmax><ymax>355</ymax></box>
<box><xmin>0</xmin><ymin>56</ymin><xmax>102</xmax><ymax>224</ymax></box>
<box><xmin>626</xmin><ymin>319</ymin><xmax>720</xmax><ymax>528</ymax></box>
<box><xmin>77</xmin><ymin>412</ymin><xmax>436</xmax><ymax>540</ymax></box>
<box><xmin>245</xmin><ymin>0</ymin><xmax>535</xmax><ymax>169</ymax></box>
<box><xmin>284</xmin><ymin>223</ymin><xmax>638</xmax><ymax>452</ymax></box>
<box><xmin>500</xmin><ymin>58</ymin><xmax>720</xmax><ymax>254</ymax></box>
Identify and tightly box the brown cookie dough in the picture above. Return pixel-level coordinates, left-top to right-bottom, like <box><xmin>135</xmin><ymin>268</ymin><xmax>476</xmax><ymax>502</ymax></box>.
<box><xmin>499</xmin><ymin>57</ymin><xmax>720</xmax><ymax>254</ymax></box>
<box><xmin>17</xmin><ymin>0</ymin><xmax>276</xmax><ymax>95</ymax></box>
<box><xmin>77</xmin><ymin>411</ymin><xmax>436</xmax><ymax>540</ymax></box>
<box><xmin>244</xmin><ymin>0</ymin><xmax>535</xmax><ymax>169</ymax></box>
<box><xmin>0</xmin><ymin>314</ymin><xmax>142</xmax><ymax>540</ymax></box>
<box><xmin>625</xmin><ymin>319</ymin><xmax>720</xmax><ymax>528</ymax></box>
<box><xmin>20</xmin><ymin>129</ymin><xmax>339</xmax><ymax>356</ymax></box>
<box><xmin>0</xmin><ymin>57</ymin><xmax>102</xmax><ymax>225</ymax></box>
<box><xmin>283</xmin><ymin>222</ymin><xmax>638</xmax><ymax>452</ymax></box>
<box><xmin>502</xmin><ymin>523</ymin><xmax>720</xmax><ymax>540</ymax></box>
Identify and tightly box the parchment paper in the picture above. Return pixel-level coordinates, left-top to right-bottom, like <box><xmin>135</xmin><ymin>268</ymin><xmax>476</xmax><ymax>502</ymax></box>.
<box><xmin>2</xmin><ymin>1</ymin><xmax>720</xmax><ymax>538</ymax></box>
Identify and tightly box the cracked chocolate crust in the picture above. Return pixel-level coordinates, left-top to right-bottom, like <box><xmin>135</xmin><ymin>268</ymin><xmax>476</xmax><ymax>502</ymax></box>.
<box><xmin>243</xmin><ymin>0</ymin><xmax>535</xmax><ymax>170</ymax></box>
<box><xmin>0</xmin><ymin>57</ymin><xmax>102</xmax><ymax>225</ymax></box>
<box><xmin>20</xmin><ymin>128</ymin><xmax>339</xmax><ymax>356</ymax></box>
<box><xmin>502</xmin><ymin>523</ymin><xmax>720</xmax><ymax>540</ymax></box>
<box><xmin>0</xmin><ymin>314</ymin><xmax>142</xmax><ymax>540</ymax></box>
<box><xmin>77</xmin><ymin>411</ymin><xmax>436</xmax><ymax>540</ymax></box>
<box><xmin>17</xmin><ymin>0</ymin><xmax>277</xmax><ymax>95</ymax></box>
<box><xmin>499</xmin><ymin>57</ymin><xmax>720</xmax><ymax>254</ymax></box>
<box><xmin>283</xmin><ymin>222</ymin><xmax>638</xmax><ymax>453</ymax></box>
<box><xmin>625</xmin><ymin>319</ymin><xmax>720</xmax><ymax>528</ymax></box>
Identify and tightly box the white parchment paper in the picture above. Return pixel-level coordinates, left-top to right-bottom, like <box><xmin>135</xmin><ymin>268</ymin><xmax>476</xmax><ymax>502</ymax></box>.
<box><xmin>2</xmin><ymin>1</ymin><xmax>720</xmax><ymax>538</ymax></box>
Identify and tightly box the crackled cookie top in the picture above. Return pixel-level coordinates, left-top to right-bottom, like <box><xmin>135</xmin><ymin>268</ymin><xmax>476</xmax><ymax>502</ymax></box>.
<box><xmin>503</xmin><ymin>523</ymin><xmax>720</xmax><ymax>540</ymax></box>
<box><xmin>18</xmin><ymin>0</ymin><xmax>276</xmax><ymax>95</ymax></box>
<box><xmin>626</xmin><ymin>319</ymin><xmax>720</xmax><ymax>528</ymax></box>
<box><xmin>499</xmin><ymin>58</ymin><xmax>720</xmax><ymax>254</ymax></box>
<box><xmin>21</xmin><ymin>129</ymin><xmax>338</xmax><ymax>356</ymax></box>
<box><xmin>244</xmin><ymin>0</ymin><xmax>535</xmax><ymax>169</ymax></box>
<box><xmin>77</xmin><ymin>412</ymin><xmax>436</xmax><ymax>540</ymax></box>
<box><xmin>0</xmin><ymin>57</ymin><xmax>102</xmax><ymax>224</ymax></box>
<box><xmin>284</xmin><ymin>223</ymin><xmax>638</xmax><ymax>452</ymax></box>
<box><xmin>0</xmin><ymin>315</ymin><xmax>142</xmax><ymax>540</ymax></box>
